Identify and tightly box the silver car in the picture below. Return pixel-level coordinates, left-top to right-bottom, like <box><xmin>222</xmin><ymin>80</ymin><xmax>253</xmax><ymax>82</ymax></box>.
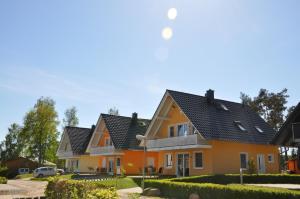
<box><xmin>33</xmin><ymin>167</ymin><xmax>56</xmax><ymax>178</ymax></box>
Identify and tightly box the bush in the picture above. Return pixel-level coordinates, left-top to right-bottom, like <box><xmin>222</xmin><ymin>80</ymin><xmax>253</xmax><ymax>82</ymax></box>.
<box><xmin>171</xmin><ymin>174</ymin><xmax>300</xmax><ymax>184</ymax></box>
<box><xmin>0</xmin><ymin>176</ymin><xmax>7</xmax><ymax>184</ymax></box>
<box><xmin>0</xmin><ymin>166</ymin><xmax>8</xmax><ymax>177</ymax></box>
<box><xmin>86</xmin><ymin>188</ymin><xmax>118</xmax><ymax>199</ymax></box>
<box><xmin>145</xmin><ymin>179</ymin><xmax>300</xmax><ymax>199</ymax></box>
<box><xmin>45</xmin><ymin>177</ymin><xmax>113</xmax><ymax>199</ymax></box>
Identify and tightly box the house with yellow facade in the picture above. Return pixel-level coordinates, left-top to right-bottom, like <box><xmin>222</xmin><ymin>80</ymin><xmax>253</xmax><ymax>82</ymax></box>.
<box><xmin>86</xmin><ymin>113</ymin><xmax>158</xmax><ymax>175</ymax></box>
<box><xmin>143</xmin><ymin>89</ymin><xmax>279</xmax><ymax>177</ymax></box>
<box><xmin>56</xmin><ymin>126</ymin><xmax>98</xmax><ymax>172</ymax></box>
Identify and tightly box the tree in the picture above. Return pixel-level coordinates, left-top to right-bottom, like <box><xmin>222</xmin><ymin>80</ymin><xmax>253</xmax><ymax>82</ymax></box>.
<box><xmin>286</xmin><ymin>106</ymin><xmax>296</xmax><ymax>119</ymax></box>
<box><xmin>0</xmin><ymin>123</ymin><xmax>23</xmax><ymax>161</ymax></box>
<box><xmin>240</xmin><ymin>88</ymin><xmax>291</xmax><ymax>165</ymax></box>
<box><xmin>240</xmin><ymin>88</ymin><xmax>289</xmax><ymax>131</ymax></box>
<box><xmin>63</xmin><ymin>106</ymin><xmax>79</xmax><ymax>127</ymax></box>
<box><xmin>21</xmin><ymin>97</ymin><xmax>59</xmax><ymax>166</ymax></box>
<box><xmin>108</xmin><ymin>107</ymin><xmax>119</xmax><ymax>116</ymax></box>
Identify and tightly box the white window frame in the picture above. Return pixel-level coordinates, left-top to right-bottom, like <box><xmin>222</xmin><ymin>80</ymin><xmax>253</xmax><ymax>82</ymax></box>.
<box><xmin>234</xmin><ymin>121</ymin><xmax>247</xmax><ymax>132</ymax></box>
<box><xmin>165</xmin><ymin>153</ymin><xmax>173</xmax><ymax>168</ymax></box>
<box><xmin>176</xmin><ymin>122</ymin><xmax>189</xmax><ymax>137</ymax></box>
<box><xmin>193</xmin><ymin>151</ymin><xmax>203</xmax><ymax>169</ymax></box>
<box><xmin>267</xmin><ymin>154</ymin><xmax>274</xmax><ymax>163</ymax></box>
<box><xmin>240</xmin><ymin>152</ymin><xmax>248</xmax><ymax>169</ymax></box>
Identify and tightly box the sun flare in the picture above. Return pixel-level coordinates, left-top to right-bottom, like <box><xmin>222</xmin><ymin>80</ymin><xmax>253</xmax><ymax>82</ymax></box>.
<box><xmin>162</xmin><ymin>27</ymin><xmax>173</xmax><ymax>40</ymax></box>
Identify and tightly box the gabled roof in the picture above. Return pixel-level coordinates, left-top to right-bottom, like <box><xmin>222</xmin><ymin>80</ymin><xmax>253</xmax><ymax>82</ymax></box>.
<box><xmin>164</xmin><ymin>89</ymin><xmax>276</xmax><ymax>144</ymax></box>
<box><xmin>101</xmin><ymin>114</ymin><xmax>150</xmax><ymax>149</ymax></box>
<box><xmin>272</xmin><ymin>102</ymin><xmax>300</xmax><ymax>146</ymax></box>
<box><xmin>65</xmin><ymin>126</ymin><xmax>94</xmax><ymax>155</ymax></box>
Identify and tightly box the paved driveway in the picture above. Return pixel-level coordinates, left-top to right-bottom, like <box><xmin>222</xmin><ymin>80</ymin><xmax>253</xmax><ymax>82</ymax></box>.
<box><xmin>0</xmin><ymin>179</ymin><xmax>47</xmax><ymax>199</ymax></box>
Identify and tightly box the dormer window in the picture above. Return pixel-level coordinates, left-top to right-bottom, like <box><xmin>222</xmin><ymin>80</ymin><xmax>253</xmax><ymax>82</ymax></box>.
<box><xmin>220</xmin><ymin>103</ymin><xmax>229</xmax><ymax>111</ymax></box>
<box><xmin>234</xmin><ymin>121</ymin><xmax>247</xmax><ymax>132</ymax></box>
<box><xmin>255</xmin><ymin>126</ymin><xmax>264</xmax><ymax>133</ymax></box>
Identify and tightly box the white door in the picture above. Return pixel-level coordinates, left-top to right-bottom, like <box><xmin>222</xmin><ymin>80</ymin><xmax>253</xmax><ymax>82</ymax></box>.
<box><xmin>257</xmin><ymin>154</ymin><xmax>266</xmax><ymax>173</ymax></box>
<box><xmin>177</xmin><ymin>154</ymin><xmax>190</xmax><ymax>177</ymax></box>
<box><xmin>116</xmin><ymin>157</ymin><xmax>121</xmax><ymax>175</ymax></box>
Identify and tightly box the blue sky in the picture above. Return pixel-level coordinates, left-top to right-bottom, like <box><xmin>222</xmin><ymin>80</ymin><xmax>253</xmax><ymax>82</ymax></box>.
<box><xmin>0</xmin><ymin>0</ymin><xmax>299</xmax><ymax>141</ymax></box>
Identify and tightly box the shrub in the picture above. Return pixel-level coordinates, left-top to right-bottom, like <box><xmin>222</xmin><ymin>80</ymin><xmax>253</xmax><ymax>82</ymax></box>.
<box><xmin>45</xmin><ymin>177</ymin><xmax>112</xmax><ymax>199</ymax></box>
<box><xmin>0</xmin><ymin>176</ymin><xmax>7</xmax><ymax>184</ymax></box>
<box><xmin>145</xmin><ymin>179</ymin><xmax>300</xmax><ymax>199</ymax></box>
<box><xmin>171</xmin><ymin>174</ymin><xmax>300</xmax><ymax>184</ymax></box>
<box><xmin>0</xmin><ymin>166</ymin><xmax>8</xmax><ymax>177</ymax></box>
<box><xmin>86</xmin><ymin>188</ymin><xmax>118</xmax><ymax>199</ymax></box>
<box><xmin>247</xmin><ymin>160</ymin><xmax>256</xmax><ymax>174</ymax></box>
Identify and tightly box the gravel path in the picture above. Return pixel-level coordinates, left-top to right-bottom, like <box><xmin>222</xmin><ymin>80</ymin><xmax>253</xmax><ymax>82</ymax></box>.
<box><xmin>247</xmin><ymin>184</ymin><xmax>300</xmax><ymax>190</ymax></box>
<box><xmin>0</xmin><ymin>179</ymin><xmax>47</xmax><ymax>199</ymax></box>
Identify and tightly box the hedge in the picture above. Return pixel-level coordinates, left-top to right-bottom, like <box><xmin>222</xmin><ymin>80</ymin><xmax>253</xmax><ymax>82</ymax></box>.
<box><xmin>0</xmin><ymin>166</ymin><xmax>8</xmax><ymax>177</ymax></box>
<box><xmin>0</xmin><ymin>176</ymin><xmax>7</xmax><ymax>184</ymax></box>
<box><xmin>45</xmin><ymin>177</ymin><xmax>117</xmax><ymax>199</ymax></box>
<box><xmin>171</xmin><ymin>174</ymin><xmax>300</xmax><ymax>184</ymax></box>
<box><xmin>145</xmin><ymin>179</ymin><xmax>300</xmax><ymax>199</ymax></box>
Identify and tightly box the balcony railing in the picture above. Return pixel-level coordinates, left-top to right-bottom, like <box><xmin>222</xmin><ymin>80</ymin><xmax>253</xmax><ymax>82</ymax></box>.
<box><xmin>90</xmin><ymin>146</ymin><xmax>119</xmax><ymax>155</ymax></box>
<box><xmin>57</xmin><ymin>151</ymin><xmax>74</xmax><ymax>159</ymax></box>
<box><xmin>146</xmin><ymin>134</ymin><xmax>210</xmax><ymax>150</ymax></box>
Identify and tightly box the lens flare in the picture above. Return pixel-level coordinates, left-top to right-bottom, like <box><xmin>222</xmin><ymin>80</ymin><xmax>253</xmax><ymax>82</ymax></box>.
<box><xmin>161</xmin><ymin>27</ymin><xmax>173</xmax><ymax>40</ymax></box>
<box><xmin>168</xmin><ymin>8</ymin><xmax>177</xmax><ymax>20</ymax></box>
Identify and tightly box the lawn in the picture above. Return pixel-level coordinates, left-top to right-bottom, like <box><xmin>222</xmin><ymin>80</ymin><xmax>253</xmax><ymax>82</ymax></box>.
<box><xmin>98</xmin><ymin>177</ymin><xmax>139</xmax><ymax>190</ymax></box>
<box><xmin>15</xmin><ymin>173</ymin><xmax>33</xmax><ymax>179</ymax></box>
<box><xmin>31</xmin><ymin>174</ymin><xmax>73</xmax><ymax>181</ymax></box>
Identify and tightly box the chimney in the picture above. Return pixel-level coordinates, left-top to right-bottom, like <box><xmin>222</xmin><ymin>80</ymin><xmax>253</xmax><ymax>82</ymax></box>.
<box><xmin>205</xmin><ymin>89</ymin><xmax>214</xmax><ymax>104</ymax></box>
<box><xmin>91</xmin><ymin>124</ymin><xmax>96</xmax><ymax>131</ymax></box>
<box><xmin>132</xmin><ymin>112</ymin><xmax>138</xmax><ymax>123</ymax></box>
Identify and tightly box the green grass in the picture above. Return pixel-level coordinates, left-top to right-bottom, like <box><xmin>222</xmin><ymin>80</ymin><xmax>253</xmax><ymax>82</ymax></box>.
<box><xmin>31</xmin><ymin>174</ymin><xmax>73</xmax><ymax>181</ymax></box>
<box><xmin>100</xmin><ymin>177</ymin><xmax>139</xmax><ymax>190</ymax></box>
<box><xmin>15</xmin><ymin>173</ymin><xmax>33</xmax><ymax>179</ymax></box>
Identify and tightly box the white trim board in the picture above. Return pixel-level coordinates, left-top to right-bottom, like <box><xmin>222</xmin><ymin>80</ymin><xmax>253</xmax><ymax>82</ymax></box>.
<box><xmin>147</xmin><ymin>144</ymin><xmax>212</xmax><ymax>151</ymax></box>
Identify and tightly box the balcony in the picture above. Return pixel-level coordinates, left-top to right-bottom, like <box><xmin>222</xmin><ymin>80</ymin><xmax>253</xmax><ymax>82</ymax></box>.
<box><xmin>146</xmin><ymin>134</ymin><xmax>211</xmax><ymax>151</ymax></box>
<box><xmin>57</xmin><ymin>151</ymin><xmax>74</xmax><ymax>159</ymax></box>
<box><xmin>90</xmin><ymin>146</ymin><xmax>123</xmax><ymax>156</ymax></box>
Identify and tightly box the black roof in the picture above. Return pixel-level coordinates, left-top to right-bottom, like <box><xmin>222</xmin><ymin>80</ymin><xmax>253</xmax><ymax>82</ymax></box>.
<box><xmin>167</xmin><ymin>90</ymin><xmax>276</xmax><ymax>144</ymax></box>
<box><xmin>272</xmin><ymin>103</ymin><xmax>300</xmax><ymax>146</ymax></box>
<box><xmin>101</xmin><ymin>114</ymin><xmax>150</xmax><ymax>149</ymax></box>
<box><xmin>65</xmin><ymin>126</ymin><xmax>94</xmax><ymax>155</ymax></box>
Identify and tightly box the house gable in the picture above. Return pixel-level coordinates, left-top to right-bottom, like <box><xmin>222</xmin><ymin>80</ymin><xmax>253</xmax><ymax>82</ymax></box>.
<box><xmin>57</xmin><ymin>130</ymin><xmax>73</xmax><ymax>158</ymax></box>
<box><xmin>144</xmin><ymin>92</ymin><xmax>203</xmax><ymax>140</ymax></box>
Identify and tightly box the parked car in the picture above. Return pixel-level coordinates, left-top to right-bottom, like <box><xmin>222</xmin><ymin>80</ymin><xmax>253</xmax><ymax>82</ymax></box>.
<box><xmin>33</xmin><ymin>167</ymin><xmax>56</xmax><ymax>178</ymax></box>
<box><xmin>18</xmin><ymin>168</ymin><xmax>30</xmax><ymax>175</ymax></box>
<box><xmin>56</xmin><ymin>168</ymin><xmax>64</xmax><ymax>175</ymax></box>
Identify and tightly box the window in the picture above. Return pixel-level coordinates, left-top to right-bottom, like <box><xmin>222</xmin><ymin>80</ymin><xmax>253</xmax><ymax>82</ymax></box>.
<box><xmin>116</xmin><ymin>158</ymin><xmax>121</xmax><ymax>167</ymax></box>
<box><xmin>178</xmin><ymin>123</ymin><xmax>188</xmax><ymax>136</ymax></box>
<box><xmin>234</xmin><ymin>121</ymin><xmax>247</xmax><ymax>132</ymax></box>
<box><xmin>268</xmin><ymin>154</ymin><xmax>274</xmax><ymax>163</ymax></box>
<box><xmin>220</xmin><ymin>103</ymin><xmax>229</xmax><ymax>111</ymax></box>
<box><xmin>255</xmin><ymin>126</ymin><xmax>264</xmax><ymax>133</ymax></box>
<box><xmin>169</xmin><ymin>126</ymin><xmax>175</xmax><ymax>137</ymax></box>
<box><xmin>105</xmin><ymin>138</ymin><xmax>112</xmax><ymax>146</ymax></box>
<box><xmin>147</xmin><ymin>157</ymin><xmax>155</xmax><ymax>167</ymax></box>
<box><xmin>194</xmin><ymin>152</ymin><xmax>203</xmax><ymax>168</ymax></box>
<box><xmin>240</xmin><ymin>153</ymin><xmax>248</xmax><ymax>169</ymax></box>
<box><xmin>165</xmin><ymin>154</ymin><xmax>173</xmax><ymax>168</ymax></box>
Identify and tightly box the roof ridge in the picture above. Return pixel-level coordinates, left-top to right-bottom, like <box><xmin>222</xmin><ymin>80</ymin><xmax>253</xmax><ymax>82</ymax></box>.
<box><xmin>101</xmin><ymin>113</ymin><xmax>150</xmax><ymax>121</ymax></box>
<box><xmin>65</xmin><ymin>126</ymin><xmax>91</xmax><ymax>130</ymax></box>
<box><xmin>167</xmin><ymin>89</ymin><xmax>245</xmax><ymax>106</ymax></box>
